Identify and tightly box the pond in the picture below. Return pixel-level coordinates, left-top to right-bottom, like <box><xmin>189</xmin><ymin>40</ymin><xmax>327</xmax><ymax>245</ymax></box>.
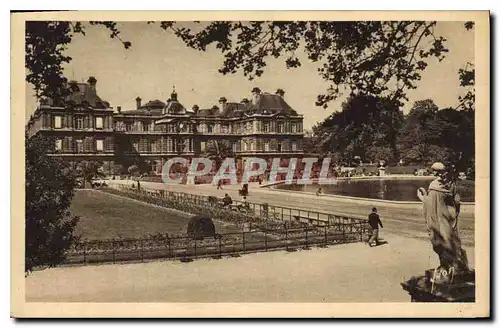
<box><xmin>273</xmin><ymin>178</ymin><xmax>475</xmax><ymax>202</ymax></box>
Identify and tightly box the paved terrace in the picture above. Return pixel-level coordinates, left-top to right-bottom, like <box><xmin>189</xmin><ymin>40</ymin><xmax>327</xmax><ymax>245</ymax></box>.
<box><xmin>26</xmin><ymin>232</ymin><xmax>475</xmax><ymax>302</ymax></box>
<box><xmin>107</xmin><ymin>180</ymin><xmax>475</xmax><ymax>246</ymax></box>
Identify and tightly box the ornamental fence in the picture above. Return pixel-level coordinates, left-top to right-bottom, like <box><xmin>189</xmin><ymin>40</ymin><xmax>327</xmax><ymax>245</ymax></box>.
<box><xmin>65</xmin><ymin>186</ymin><xmax>370</xmax><ymax>265</ymax></box>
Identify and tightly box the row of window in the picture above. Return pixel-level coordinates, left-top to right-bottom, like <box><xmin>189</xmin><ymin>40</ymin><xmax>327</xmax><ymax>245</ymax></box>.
<box><xmin>113</xmin><ymin>121</ymin><xmax>303</xmax><ymax>134</ymax></box>
<box><xmin>128</xmin><ymin>138</ymin><xmax>194</xmax><ymax>153</ymax></box>
<box><xmin>52</xmin><ymin>115</ymin><xmax>109</xmax><ymax>130</ymax></box>
<box><xmin>198</xmin><ymin>140</ymin><xmax>302</xmax><ymax>153</ymax></box>
<box><xmin>54</xmin><ymin>137</ymin><xmax>113</xmax><ymax>153</ymax></box>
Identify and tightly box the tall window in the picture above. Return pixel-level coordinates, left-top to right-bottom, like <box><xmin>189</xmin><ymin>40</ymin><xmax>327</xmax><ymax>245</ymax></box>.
<box><xmin>166</xmin><ymin>138</ymin><xmax>173</xmax><ymax>152</ymax></box>
<box><xmin>151</xmin><ymin>140</ymin><xmax>158</xmax><ymax>153</ymax></box>
<box><xmin>277</xmin><ymin>123</ymin><xmax>284</xmax><ymax>133</ymax></box>
<box><xmin>96</xmin><ymin>139</ymin><xmax>104</xmax><ymax>152</ymax></box>
<box><xmin>143</xmin><ymin>122</ymin><xmax>149</xmax><ymax>132</ymax></box>
<box><xmin>291</xmin><ymin>123</ymin><xmax>297</xmax><ymax>133</ymax></box>
<box><xmin>54</xmin><ymin>116</ymin><xmax>62</xmax><ymax>129</ymax></box>
<box><xmin>232</xmin><ymin>142</ymin><xmax>237</xmax><ymax>152</ymax></box>
<box><xmin>126</xmin><ymin>123</ymin><xmax>133</xmax><ymax>131</ymax></box>
<box><xmin>207</xmin><ymin>124</ymin><xmax>213</xmax><ymax>133</ymax></box>
<box><xmin>55</xmin><ymin>139</ymin><xmax>62</xmax><ymax>151</ymax></box>
<box><xmin>76</xmin><ymin>117</ymin><xmax>84</xmax><ymax>129</ymax></box>
<box><xmin>264</xmin><ymin>141</ymin><xmax>270</xmax><ymax>152</ymax></box>
<box><xmin>95</xmin><ymin>117</ymin><xmax>103</xmax><ymax>129</ymax></box>
<box><xmin>76</xmin><ymin>140</ymin><xmax>83</xmax><ymax>153</ymax></box>
<box><xmin>263</xmin><ymin>122</ymin><xmax>269</xmax><ymax>133</ymax></box>
<box><xmin>201</xmin><ymin>141</ymin><xmax>206</xmax><ymax>152</ymax></box>
<box><xmin>292</xmin><ymin>142</ymin><xmax>297</xmax><ymax>151</ymax></box>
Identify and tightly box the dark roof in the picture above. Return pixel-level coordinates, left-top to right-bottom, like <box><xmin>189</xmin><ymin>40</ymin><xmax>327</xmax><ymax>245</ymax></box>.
<box><xmin>66</xmin><ymin>82</ymin><xmax>109</xmax><ymax>109</ymax></box>
<box><xmin>246</xmin><ymin>93</ymin><xmax>297</xmax><ymax>115</ymax></box>
<box><xmin>164</xmin><ymin>100</ymin><xmax>186</xmax><ymax>115</ymax></box>
<box><xmin>120</xmin><ymin>109</ymin><xmax>162</xmax><ymax>116</ymax></box>
<box><xmin>221</xmin><ymin>102</ymin><xmax>248</xmax><ymax>116</ymax></box>
<box><xmin>192</xmin><ymin>93</ymin><xmax>298</xmax><ymax>118</ymax></box>
<box><xmin>197</xmin><ymin>108</ymin><xmax>220</xmax><ymax>116</ymax></box>
<box><xmin>141</xmin><ymin>99</ymin><xmax>166</xmax><ymax>109</ymax></box>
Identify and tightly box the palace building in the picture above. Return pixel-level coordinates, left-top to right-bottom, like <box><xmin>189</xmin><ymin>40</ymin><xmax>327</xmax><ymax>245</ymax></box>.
<box><xmin>26</xmin><ymin>77</ymin><xmax>305</xmax><ymax>176</ymax></box>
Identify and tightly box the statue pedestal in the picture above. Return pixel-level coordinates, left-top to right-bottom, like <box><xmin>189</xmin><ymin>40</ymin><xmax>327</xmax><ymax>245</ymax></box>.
<box><xmin>401</xmin><ymin>269</ymin><xmax>475</xmax><ymax>302</ymax></box>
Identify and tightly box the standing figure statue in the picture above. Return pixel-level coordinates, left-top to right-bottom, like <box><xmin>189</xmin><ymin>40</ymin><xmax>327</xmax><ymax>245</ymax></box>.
<box><xmin>417</xmin><ymin>162</ymin><xmax>469</xmax><ymax>279</ymax></box>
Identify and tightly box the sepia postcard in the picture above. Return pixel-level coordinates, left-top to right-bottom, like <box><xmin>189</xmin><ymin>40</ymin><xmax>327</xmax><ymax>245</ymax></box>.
<box><xmin>11</xmin><ymin>10</ymin><xmax>490</xmax><ymax>318</ymax></box>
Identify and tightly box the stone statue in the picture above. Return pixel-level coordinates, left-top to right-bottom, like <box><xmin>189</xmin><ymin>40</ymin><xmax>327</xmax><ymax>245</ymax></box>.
<box><xmin>417</xmin><ymin>162</ymin><xmax>469</xmax><ymax>279</ymax></box>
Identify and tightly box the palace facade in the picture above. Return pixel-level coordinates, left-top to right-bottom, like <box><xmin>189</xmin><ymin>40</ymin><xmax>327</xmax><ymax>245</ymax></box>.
<box><xmin>26</xmin><ymin>77</ymin><xmax>305</xmax><ymax>176</ymax></box>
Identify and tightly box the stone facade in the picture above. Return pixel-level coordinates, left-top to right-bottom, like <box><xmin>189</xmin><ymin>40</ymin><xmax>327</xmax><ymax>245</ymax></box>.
<box><xmin>26</xmin><ymin>80</ymin><xmax>304</xmax><ymax>176</ymax></box>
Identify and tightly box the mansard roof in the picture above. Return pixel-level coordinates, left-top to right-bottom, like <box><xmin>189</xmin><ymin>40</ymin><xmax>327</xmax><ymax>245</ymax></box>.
<box><xmin>246</xmin><ymin>92</ymin><xmax>298</xmax><ymax>116</ymax></box>
<box><xmin>63</xmin><ymin>82</ymin><xmax>110</xmax><ymax>109</ymax></box>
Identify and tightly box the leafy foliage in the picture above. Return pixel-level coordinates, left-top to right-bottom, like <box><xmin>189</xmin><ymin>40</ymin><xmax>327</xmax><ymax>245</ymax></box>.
<box><xmin>204</xmin><ymin>139</ymin><xmax>235</xmax><ymax>169</ymax></box>
<box><xmin>25</xmin><ymin>133</ymin><xmax>79</xmax><ymax>272</ymax></box>
<box><xmin>313</xmin><ymin>95</ymin><xmax>403</xmax><ymax>164</ymax></box>
<box><xmin>75</xmin><ymin>160</ymin><xmax>103</xmax><ymax>184</ymax></box>
<box><xmin>154</xmin><ymin>21</ymin><xmax>448</xmax><ymax>108</ymax></box>
<box><xmin>26</xmin><ymin>21</ymin><xmax>449</xmax><ymax>109</ymax></box>
<box><xmin>25</xmin><ymin>21</ymin><xmax>131</xmax><ymax>101</ymax></box>
<box><xmin>398</xmin><ymin>100</ymin><xmax>474</xmax><ymax>172</ymax></box>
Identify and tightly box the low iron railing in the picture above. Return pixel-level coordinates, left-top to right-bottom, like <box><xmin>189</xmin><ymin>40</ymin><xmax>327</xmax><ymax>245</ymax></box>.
<box><xmin>65</xmin><ymin>185</ymin><xmax>370</xmax><ymax>265</ymax></box>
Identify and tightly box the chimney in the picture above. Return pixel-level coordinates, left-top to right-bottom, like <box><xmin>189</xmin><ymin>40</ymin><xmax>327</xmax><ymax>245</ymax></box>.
<box><xmin>192</xmin><ymin>105</ymin><xmax>199</xmax><ymax>115</ymax></box>
<box><xmin>251</xmin><ymin>87</ymin><xmax>261</xmax><ymax>105</ymax></box>
<box><xmin>117</xmin><ymin>106</ymin><xmax>122</xmax><ymax>113</ymax></box>
<box><xmin>276</xmin><ymin>88</ymin><xmax>285</xmax><ymax>98</ymax></box>
<box><xmin>87</xmin><ymin>76</ymin><xmax>97</xmax><ymax>91</ymax></box>
<box><xmin>135</xmin><ymin>97</ymin><xmax>142</xmax><ymax>109</ymax></box>
<box><xmin>218</xmin><ymin>97</ymin><xmax>227</xmax><ymax>110</ymax></box>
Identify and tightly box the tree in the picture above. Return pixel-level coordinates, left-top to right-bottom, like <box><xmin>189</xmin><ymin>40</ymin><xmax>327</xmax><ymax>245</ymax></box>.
<box><xmin>398</xmin><ymin>99</ymin><xmax>441</xmax><ymax>164</ymax></box>
<box><xmin>128</xmin><ymin>165</ymin><xmax>139</xmax><ymax>177</ymax></box>
<box><xmin>76</xmin><ymin>160</ymin><xmax>103</xmax><ymax>186</ymax></box>
<box><xmin>313</xmin><ymin>95</ymin><xmax>403</xmax><ymax>164</ymax></box>
<box><xmin>302</xmin><ymin>130</ymin><xmax>323</xmax><ymax>156</ymax></box>
<box><xmin>112</xmin><ymin>164</ymin><xmax>124</xmax><ymax>176</ymax></box>
<box><xmin>26</xmin><ymin>21</ymin><xmax>449</xmax><ymax>109</ymax></box>
<box><xmin>457</xmin><ymin>22</ymin><xmax>475</xmax><ymax>112</ymax></box>
<box><xmin>25</xmin><ymin>133</ymin><xmax>79</xmax><ymax>272</ymax></box>
<box><xmin>204</xmin><ymin>140</ymin><xmax>234</xmax><ymax>170</ymax></box>
<box><xmin>398</xmin><ymin>100</ymin><xmax>474</xmax><ymax>171</ymax></box>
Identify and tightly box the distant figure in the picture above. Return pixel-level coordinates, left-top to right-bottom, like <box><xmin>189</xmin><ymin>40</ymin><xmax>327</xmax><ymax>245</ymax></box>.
<box><xmin>258</xmin><ymin>176</ymin><xmax>262</xmax><ymax>185</ymax></box>
<box><xmin>222</xmin><ymin>193</ymin><xmax>232</xmax><ymax>207</ymax></box>
<box><xmin>367</xmin><ymin>207</ymin><xmax>383</xmax><ymax>247</ymax></box>
<box><xmin>242</xmin><ymin>196</ymin><xmax>250</xmax><ymax>209</ymax></box>
<box><xmin>217</xmin><ymin>179</ymin><xmax>223</xmax><ymax>190</ymax></box>
<box><xmin>316</xmin><ymin>187</ymin><xmax>323</xmax><ymax>196</ymax></box>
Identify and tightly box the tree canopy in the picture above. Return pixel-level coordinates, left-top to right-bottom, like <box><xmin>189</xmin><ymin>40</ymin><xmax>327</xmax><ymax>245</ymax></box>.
<box><xmin>25</xmin><ymin>133</ymin><xmax>80</xmax><ymax>272</ymax></box>
<box><xmin>26</xmin><ymin>20</ymin><xmax>452</xmax><ymax>109</ymax></box>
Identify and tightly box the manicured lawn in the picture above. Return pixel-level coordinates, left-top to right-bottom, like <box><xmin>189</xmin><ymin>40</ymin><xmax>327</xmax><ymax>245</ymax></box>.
<box><xmin>70</xmin><ymin>190</ymin><xmax>240</xmax><ymax>240</ymax></box>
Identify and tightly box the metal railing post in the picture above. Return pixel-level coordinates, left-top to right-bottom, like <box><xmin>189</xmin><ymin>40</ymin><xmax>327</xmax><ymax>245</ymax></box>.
<box><xmin>218</xmin><ymin>237</ymin><xmax>222</xmax><ymax>258</ymax></box>
<box><xmin>112</xmin><ymin>241</ymin><xmax>116</xmax><ymax>264</ymax></box>
<box><xmin>305</xmin><ymin>229</ymin><xmax>308</xmax><ymax>248</ymax></box>
<box><xmin>140</xmin><ymin>240</ymin><xmax>144</xmax><ymax>262</ymax></box>
<box><xmin>265</xmin><ymin>229</ymin><xmax>268</xmax><ymax>251</ymax></box>
<box><xmin>83</xmin><ymin>243</ymin><xmax>87</xmax><ymax>265</ymax></box>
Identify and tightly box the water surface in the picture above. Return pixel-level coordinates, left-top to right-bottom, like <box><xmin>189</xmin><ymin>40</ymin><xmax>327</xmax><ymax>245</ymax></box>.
<box><xmin>274</xmin><ymin>178</ymin><xmax>475</xmax><ymax>202</ymax></box>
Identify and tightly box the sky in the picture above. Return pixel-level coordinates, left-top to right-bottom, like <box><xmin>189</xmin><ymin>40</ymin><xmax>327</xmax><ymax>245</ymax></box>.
<box><xmin>25</xmin><ymin>21</ymin><xmax>474</xmax><ymax>129</ymax></box>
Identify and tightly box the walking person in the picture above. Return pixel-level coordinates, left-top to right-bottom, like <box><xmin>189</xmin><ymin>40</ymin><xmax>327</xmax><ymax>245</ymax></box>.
<box><xmin>217</xmin><ymin>179</ymin><xmax>223</xmax><ymax>190</ymax></box>
<box><xmin>367</xmin><ymin>207</ymin><xmax>383</xmax><ymax>247</ymax></box>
